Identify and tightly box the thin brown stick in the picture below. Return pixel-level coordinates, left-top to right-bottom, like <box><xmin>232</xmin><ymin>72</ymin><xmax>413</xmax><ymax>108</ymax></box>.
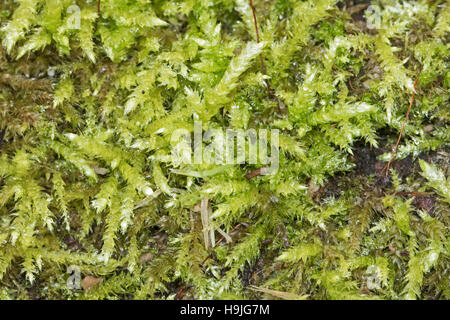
<box><xmin>0</xmin><ymin>129</ymin><xmax>5</xmax><ymax>150</ymax></box>
<box><xmin>390</xmin><ymin>191</ymin><xmax>431</xmax><ymax>197</ymax></box>
<box><xmin>175</xmin><ymin>285</ymin><xmax>189</xmax><ymax>300</ymax></box>
<box><xmin>249</xmin><ymin>0</ymin><xmax>273</xmax><ymax>98</ymax></box>
<box><xmin>94</xmin><ymin>0</ymin><xmax>101</xmax><ymax>32</ymax></box>
<box><xmin>384</xmin><ymin>68</ymin><xmax>422</xmax><ymax>177</ymax></box>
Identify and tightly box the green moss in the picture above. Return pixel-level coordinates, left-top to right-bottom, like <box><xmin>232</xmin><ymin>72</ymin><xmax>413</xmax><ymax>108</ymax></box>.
<box><xmin>0</xmin><ymin>0</ymin><xmax>448</xmax><ymax>300</ymax></box>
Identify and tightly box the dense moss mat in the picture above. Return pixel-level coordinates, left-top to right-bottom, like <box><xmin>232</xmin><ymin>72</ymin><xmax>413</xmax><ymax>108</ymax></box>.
<box><xmin>0</xmin><ymin>0</ymin><xmax>448</xmax><ymax>299</ymax></box>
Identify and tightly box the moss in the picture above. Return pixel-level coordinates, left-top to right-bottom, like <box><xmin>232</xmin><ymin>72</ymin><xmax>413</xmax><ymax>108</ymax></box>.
<box><xmin>0</xmin><ymin>0</ymin><xmax>448</xmax><ymax>300</ymax></box>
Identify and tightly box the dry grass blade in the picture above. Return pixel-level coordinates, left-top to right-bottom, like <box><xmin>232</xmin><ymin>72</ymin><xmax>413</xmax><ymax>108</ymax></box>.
<box><xmin>200</xmin><ymin>197</ymin><xmax>215</xmax><ymax>250</ymax></box>
<box><xmin>248</xmin><ymin>285</ymin><xmax>309</xmax><ymax>300</ymax></box>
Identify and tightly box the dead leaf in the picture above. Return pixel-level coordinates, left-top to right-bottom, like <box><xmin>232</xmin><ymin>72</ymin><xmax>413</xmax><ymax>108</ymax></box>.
<box><xmin>245</xmin><ymin>167</ymin><xmax>268</xmax><ymax>180</ymax></box>
<box><xmin>139</xmin><ymin>252</ymin><xmax>154</xmax><ymax>264</ymax></box>
<box><xmin>81</xmin><ymin>275</ymin><xmax>102</xmax><ymax>291</ymax></box>
<box><xmin>92</xmin><ymin>165</ymin><xmax>109</xmax><ymax>175</ymax></box>
<box><xmin>348</xmin><ymin>3</ymin><xmax>370</xmax><ymax>15</ymax></box>
<box><xmin>388</xmin><ymin>243</ymin><xmax>396</xmax><ymax>254</ymax></box>
<box><xmin>193</xmin><ymin>202</ymin><xmax>202</xmax><ymax>212</ymax></box>
<box><xmin>308</xmin><ymin>179</ymin><xmax>320</xmax><ymax>195</ymax></box>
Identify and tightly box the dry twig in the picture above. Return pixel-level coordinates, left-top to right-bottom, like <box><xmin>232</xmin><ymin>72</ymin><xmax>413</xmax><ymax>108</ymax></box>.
<box><xmin>384</xmin><ymin>68</ymin><xmax>422</xmax><ymax>177</ymax></box>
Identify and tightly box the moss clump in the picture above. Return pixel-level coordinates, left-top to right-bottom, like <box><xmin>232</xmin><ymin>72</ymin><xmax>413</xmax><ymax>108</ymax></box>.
<box><xmin>0</xmin><ymin>0</ymin><xmax>448</xmax><ymax>299</ymax></box>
